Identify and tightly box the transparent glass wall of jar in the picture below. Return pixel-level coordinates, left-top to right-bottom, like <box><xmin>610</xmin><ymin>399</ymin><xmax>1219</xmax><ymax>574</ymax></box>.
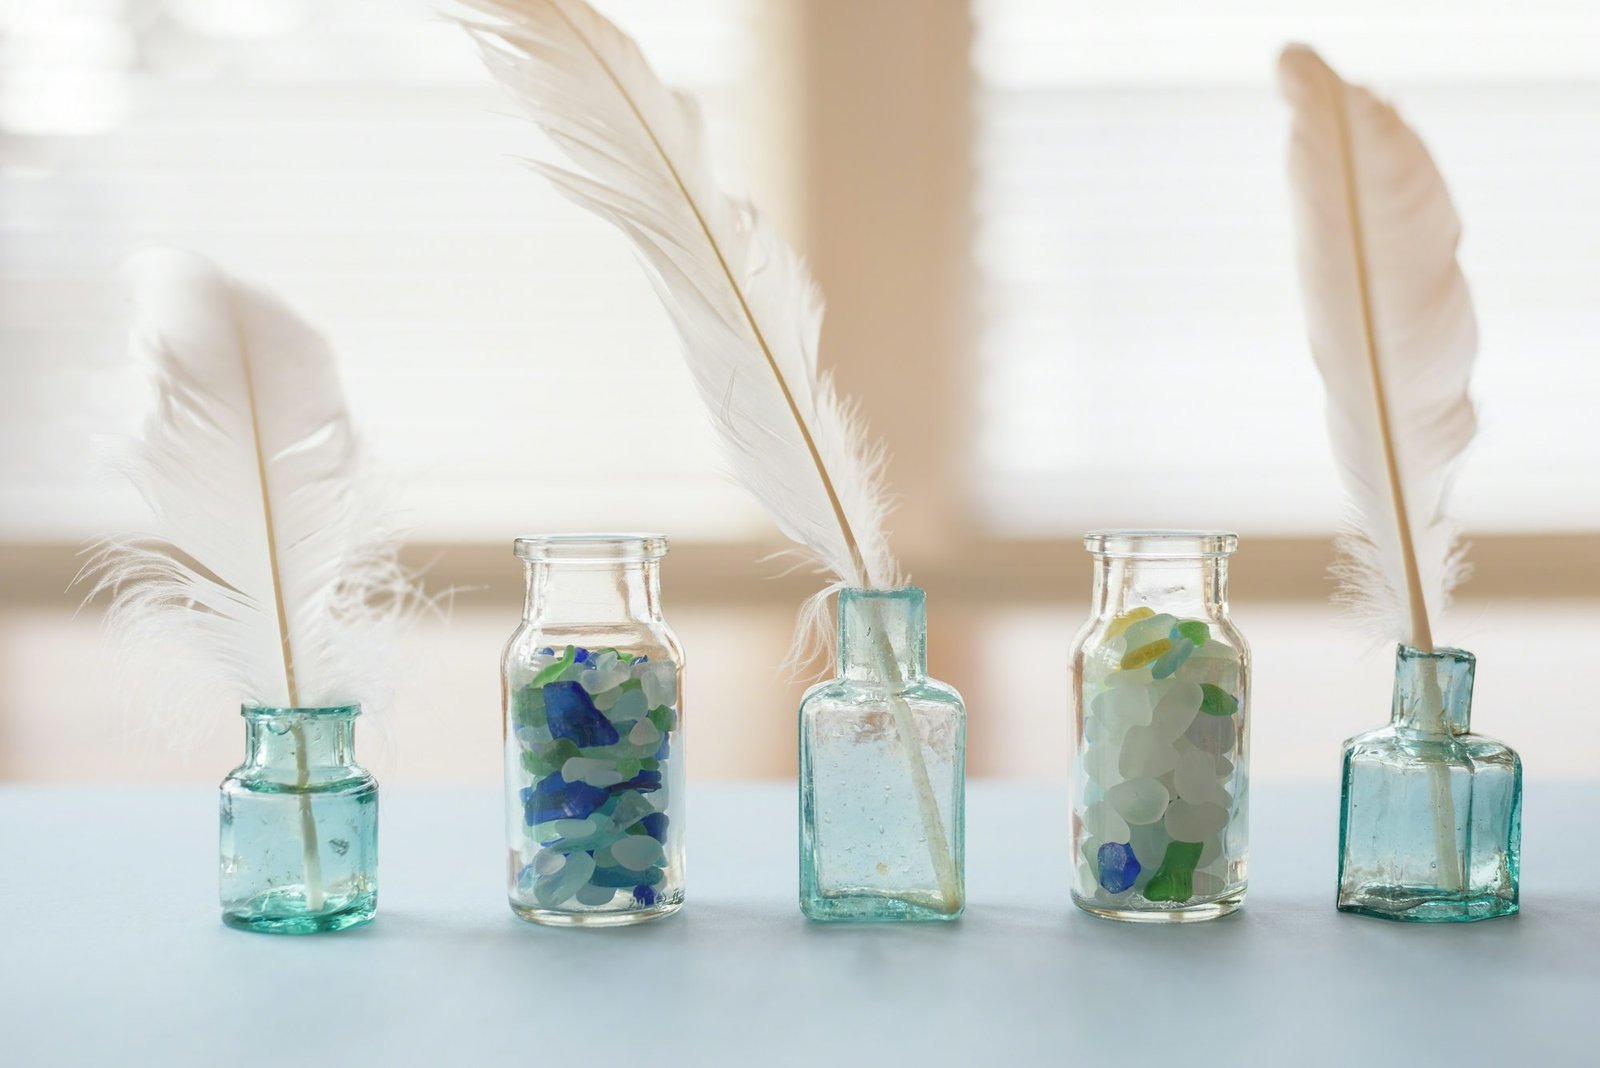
<box><xmin>1069</xmin><ymin>531</ymin><xmax>1250</xmax><ymax>922</ymax></box>
<box><xmin>502</xmin><ymin>534</ymin><xmax>685</xmax><ymax>926</ymax></box>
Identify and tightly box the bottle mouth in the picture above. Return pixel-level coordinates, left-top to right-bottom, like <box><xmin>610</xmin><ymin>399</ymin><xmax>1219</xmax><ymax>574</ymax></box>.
<box><xmin>1397</xmin><ymin>644</ymin><xmax>1475</xmax><ymax>667</ymax></box>
<box><xmin>1084</xmin><ymin>530</ymin><xmax>1238</xmax><ymax>559</ymax></box>
<box><xmin>513</xmin><ymin>533</ymin><xmax>669</xmax><ymax>563</ymax></box>
<box><xmin>241</xmin><ymin>704</ymin><xmax>361</xmax><ymax>719</ymax></box>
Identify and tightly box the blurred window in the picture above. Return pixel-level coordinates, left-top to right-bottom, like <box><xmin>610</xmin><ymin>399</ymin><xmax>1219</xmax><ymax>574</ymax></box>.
<box><xmin>973</xmin><ymin>0</ymin><xmax>1600</xmax><ymax>535</ymax></box>
<box><xmin>0</xmin><ymin>0</ymin><xmax>764</xmax><ymax>542</ymax></box>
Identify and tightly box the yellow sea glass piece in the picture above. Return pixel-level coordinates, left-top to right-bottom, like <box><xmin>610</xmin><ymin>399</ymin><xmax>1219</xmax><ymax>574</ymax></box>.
<box><xmin>1120</xmin><ymin>638</ymin><xmax>1172</xmax><ymax>670</ymax></box>
<box><xmin>1106</xmin><ymin>606</ymin><xmax>1155</xmax><ymax>640</ymax></box>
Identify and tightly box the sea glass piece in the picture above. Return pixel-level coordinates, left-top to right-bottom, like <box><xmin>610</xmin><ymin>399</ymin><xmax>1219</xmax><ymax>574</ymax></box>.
<box><xmin>1118</xmin><ymin>725</ymin><xmax>1179</xmax><ymax>779</ymax></box>
<box><xmin>1199</xmin><ymin>683</ymin><xmax>1238</xmax><ymax>717</ymax></box>
<box><xmin>544</xmin><ymin>682</ymin><xmax>621</xmax><ymax>748</ymax></box>
<box><xmin>1121</xmin><ymin>639</ymin><xmax>1172</xmax><ymax>670</ymax></box>
<box><xmin>1105</xmin><ymin>606</ymin><xmax>1155</xmax><ymax>639</ymax></box>
<box><xmin>1150</xmin><ymin>681</ymin><xmax>1203</xmax><ymax>742</ymax></box>
<box><xmin>1122</xmin><ymin>613</ymin><xmax>1178</xmax><ymax>650</ymax></box>
<box><xmin>1164</xmin><ymin>799</ymin><xmax>1228</xmax><ymax>841</ymax></box>
<box><xmin>1097</xmin><ymin>842</ymin><xmax>1141</xmax><ymax>894</ymax></box>
<box><xmin>1151</xmin><ymin>638</ymin><xmax>1195</xmax><ymax>679</ymax></box>
<box><xmin>1173</xmin><ymin>620</ymin><xmax>1210</xmax><ymax>647</ymax></box>
<box><xmin>1144</xmin><ymin>841</ymin><xmax>1204</xmax><ymax>903</ymax></box>
<box><xmin>1107</xmin><ymin>777</ymin><xmax>1171</xmax><ymax>825</ymax></box>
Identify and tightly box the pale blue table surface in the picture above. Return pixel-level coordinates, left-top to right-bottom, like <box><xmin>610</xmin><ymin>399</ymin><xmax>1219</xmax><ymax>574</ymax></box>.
<box><xmin>1</xmin><ymin>781</ymin><xmax>1594</xmax><ymax>1067</ymax></box>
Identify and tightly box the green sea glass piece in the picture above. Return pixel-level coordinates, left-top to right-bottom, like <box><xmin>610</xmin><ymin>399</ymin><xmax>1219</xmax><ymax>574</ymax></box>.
<box><xmin>1199</xmin><ymin>683</ymin><xmax>1238</xmax><ymax>717</ymax></box>
<box><xmin>1174</xmin><ymin>620</ymin><xmax>1210</xmax><ymax>647</ymax></box>
<box><xmin>512</xmin><ymin>685</ymin><xmax>546</xmax><ymax>728</ymax></box>
<box><xmin>1144</xmin><ymin>841</ymin><xmax>1204</xmax><ymax>903</ymax></box>
<box><xmin>648</xmin><ymin>704</ymin><xmax>676</xmax><ymax>733</ymax></box>
<box><xmin>523</xmin><ymin>738</ymin><xmax>579</xmax><ymax>777</ymax></box>
<box><xmin>529</xmin><ymin>648</ymin><xmax>575</xmax><ymax>688</ymax></box>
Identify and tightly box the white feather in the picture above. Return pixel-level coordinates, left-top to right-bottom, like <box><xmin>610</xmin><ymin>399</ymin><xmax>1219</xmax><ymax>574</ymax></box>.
<box><xmin>456</xmin><ymin>0</ymin><xmax>901</xmax><ymax>605</ymax></box>
<box><xmin>1279</xmin><ymin>45</ymin><xmax>1477</xmax><ymax>649</ymax></box>
<box><xmin>85</xmin><ymin>249</ymin><xmax>417</xmax><ymax>744</ymax></box>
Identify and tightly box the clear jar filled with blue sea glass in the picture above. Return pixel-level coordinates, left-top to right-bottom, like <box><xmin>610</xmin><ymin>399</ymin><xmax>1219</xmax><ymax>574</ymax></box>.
<box><xmin>1070</xmin><ymin>531</ymin><xmax>1250</xmax><ymax>922</ymax></box>
<box><xmin>219</xmin><ymin>704</ymin><xmax>378</xmax><ymax>934</ymax></box>
<box><xmin>502</xmin><ymin>534</ymin><xmax>685</xmax><ymax>926</ymax></box>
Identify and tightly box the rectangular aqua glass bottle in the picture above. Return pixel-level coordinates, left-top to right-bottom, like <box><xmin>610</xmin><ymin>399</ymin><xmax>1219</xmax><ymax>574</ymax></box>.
<box><xmin>799</xmin><ymin>587</ymin><xmax>965</xmax><ymax>922</ymax></box>
<box><xmin>1337</xmin><ymin>645</ymin><xmax>1521</xmax><ymax>922</ymax></box>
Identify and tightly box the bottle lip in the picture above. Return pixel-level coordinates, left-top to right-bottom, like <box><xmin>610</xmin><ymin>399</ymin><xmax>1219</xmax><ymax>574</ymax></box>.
<box><xmin>1084</xmin><ymin>530</ymin><xmax>1238</xmax><ymax>559</ymax></box>
<box><xmin>1396</xmin><ymin>643</ymin><xmax>1475</xmax><ymax>666</ymax></box>
<box><xmin>839</xmin><ymin>585</ymin><xmax>924</xmax><ymax>598</ymax></box>
<box><xmin>513</xmin><ymin>533</ymin><xmax>669</xmax><ymax>563</ymax></box>
<box><xmin>241</xmin><ymin>704</ymin><xmax>361</xmax><ymax>719</ymax></box>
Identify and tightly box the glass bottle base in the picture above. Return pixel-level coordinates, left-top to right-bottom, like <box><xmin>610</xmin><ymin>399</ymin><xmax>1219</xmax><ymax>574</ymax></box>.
<box><xmin>510</xmin><ymin>897</ymin><xmax>683</xmax><ymax>927</ymax></box>
<box><xmin>801</xmin><ymin>887</ymin><xmax>963</xmax><ymax>923</ymax></box>
<box><xmin>1072</xmin><ymin>889</ymin><xmax>1244</xmax><ymax>924</ymax></box>
<box><xmin>1337</xmin><ymin>884</ymin><xmax>1518</xmax><ymax>923</ymax></box>
<box><xmin>221</xmin><ymin>888</ymin><xmax>376</xmax><ymax>935</ymax></box>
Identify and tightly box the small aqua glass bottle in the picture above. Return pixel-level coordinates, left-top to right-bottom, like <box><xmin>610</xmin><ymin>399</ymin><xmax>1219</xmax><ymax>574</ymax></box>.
<box><xmin>1337</xmin><ymin>646</ymin><xmax>1521</xmax><ymax>922</ymax></box>
<box><xmin>799</xmin><ymin>587</ymin><xmax>965</xmax><ymax>922</ymax></box>
<box><xmin>219</xmin><ymin>705</ymin><xmax>378</xmax><ymax>934</ymax></box>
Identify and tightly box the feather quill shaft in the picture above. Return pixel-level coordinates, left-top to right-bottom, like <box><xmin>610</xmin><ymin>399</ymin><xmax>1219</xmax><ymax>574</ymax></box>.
<box><xmin>88</xmin><ymin>249</ymin><xmax>417</xmax><ymax>909</ymax></box>
<box><xmin>457</xmin><ymin>0</ymin><xmax>959</xmax><ymax>909</ymax></box>
<box><xmin>1280</xmin><ymin>45</ymin><xmax>1476</xmax><ymax>887</ymax></box>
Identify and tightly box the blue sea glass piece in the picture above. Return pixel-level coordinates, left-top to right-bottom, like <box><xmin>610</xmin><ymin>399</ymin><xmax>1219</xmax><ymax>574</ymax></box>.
<box><xmin>522</xmin><ymin>775</ymin><xmax>610</xmax><ymax>824</ymax></box>
<box><xmin>653</xmin><ymin>736</ymin><xmax>670</xmax><ymax>761</ymax></box>
<box><xmin>639</xmin><ymin>812</ymin><xmax>669</xmax><ymax>842</ymax></box>
<box><xmin>543</xmin><ymin>681</ymin><xmax>620</xmax><ymax>747</ymax></box>
<box><xmin>1096</xmin><ymin>841</ymin><xmax>1141</xmax><ymax>893</ymax></box>
<box><xmin>611</xmin><ymin>769</ymin><xmax>662</xmax><ymax>794</ymax></box>
<box><xmin>1151</xmin><ymin>638</ymin><xmax>1195</xmax><ymax>679</ymax></box>
<box><xmin>633</xmin><ymin>885</ymin><xmax>658</xmax><ymax>907</ymax></box>
<box><xmin>571</xmin><ymin>646</ymin><xmax>590</xmax><ymax>664</ymax></box>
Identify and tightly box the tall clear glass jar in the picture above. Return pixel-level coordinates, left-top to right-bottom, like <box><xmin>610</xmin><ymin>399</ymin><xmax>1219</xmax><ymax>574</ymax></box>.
<box><xmin>1069</xmin><ymin>531</ymin><xmax>1250</xmax><ymax>922</ymax></box>
<box><xmin>800</xmin><ymin>587</ymin><xmax>965</xmax><ymax>922</ymax></box>
<box><xmin>219</xmin><ymin>704</ymin><xmax>378</xmax><ymax>934</ymax></box>
<box><xmin>502</xmin><ymin>534</ymin><xmax>685</xmax><ymax>926</ymax></box>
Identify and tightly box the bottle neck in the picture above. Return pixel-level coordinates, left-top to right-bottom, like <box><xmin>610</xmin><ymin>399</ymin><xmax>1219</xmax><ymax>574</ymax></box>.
<box><xmin>242</xmin><ymin>707</ymin><xmax>358</xmax><ymax>777</ymax></box>
<box><xmin>838</xmin><ymin>587</ymin><xmax>927</xmax><ymax>688</ymax></box>
<box><xmin>524</xmin><ymin>560</ymin><xmax>663</xmax><ymax>626</ymax></box>
<box><xmin>1092</xmin><ymin>555</ymin><xmax>1230</xmax><ymax>620</ymax></box>
<box><xmin>1391</xmin><ymin>645</ymin><xmax>1475</xmax><ymax>735</ymax></box>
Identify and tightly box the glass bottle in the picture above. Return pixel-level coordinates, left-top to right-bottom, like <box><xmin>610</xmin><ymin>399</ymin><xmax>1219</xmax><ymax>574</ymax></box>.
<box><xmin>502</xmin><ymin>534</ymin><xmax>685</xmax><ymax>926</ymax></box>
<box><xmin>799</xmin><ymin>587</ymin><xmax>965</xmax><ymax>922</ymax></box>
<box><xmin>1069</xmin><ymin>531</ymin><xmax>1250</xmax><ymax>922</ymax></box>
<box><xmin>219</xmin><ymin>705</ymin><xmax>378</xmax><ymax>934</ymax></box>
<box><xmin>1337</xmin><ymin>645</ymin><xmax>1521</xmax><ymax>922</ymax></box>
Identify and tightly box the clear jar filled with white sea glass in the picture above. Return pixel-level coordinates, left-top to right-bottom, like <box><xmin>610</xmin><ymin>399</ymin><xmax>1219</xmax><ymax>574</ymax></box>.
<box><xmin>1069</xmin><ymin>531</ymin><xmax>1250</xmax><ymax>922</ymax></box>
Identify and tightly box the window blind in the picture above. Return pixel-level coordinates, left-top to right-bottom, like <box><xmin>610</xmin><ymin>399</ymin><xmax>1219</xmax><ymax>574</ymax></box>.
<box><xmin>973</xmin><ymin>0</ymin><xmax>1600</xmax><ymax>536</ymax></box>
<box><xmin>0</xmin><ymin>0</ymin><xmax>767</xmax><ymax>542</ymax></box>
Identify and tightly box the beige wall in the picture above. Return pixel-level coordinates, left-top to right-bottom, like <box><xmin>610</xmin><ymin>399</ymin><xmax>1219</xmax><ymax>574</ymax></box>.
<box><xmin>4</xmin><ymin>536</ymin><xmax>1596</xmax><ymax>783</ymax></box>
